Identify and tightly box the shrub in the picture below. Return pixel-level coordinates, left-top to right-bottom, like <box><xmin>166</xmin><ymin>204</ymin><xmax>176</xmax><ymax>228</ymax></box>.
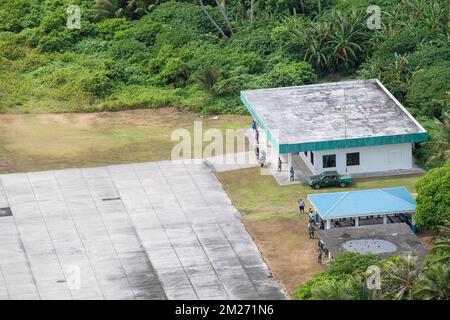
<box><xmin>328</xmin><ymin>252</ymin><xmax>382</xmax><ymax>276</ymax></box>
<box><xmin>107</xmin><ymin>38</ymin><xmax>148</xmax><ymax>62</ymax></box>
<box><xmin>148</xmin><ymin>1</ymin><xmax>222</xmax><ymax>34</ymax></box>
<box><xmin>292</xmin><ymin>273</ymin><xmax>336</xmax><ymax>300</ymax></box>
<box><xmin>258</xmin><ymin>61</ymin><xmax>317</xmax><ymax>88</ymax></box>
<box><xmin>406</xmin><ymin>45</ymin><xmax>450</xmax><ymax>70</ymax></box>
<box><xmin>38</xmin><ymin>29</ymin><xmax>79</xmax><ymax>52</ymax></box>
<box><xmin>414</xmin><ymin>116</ymin><xmax>448</xmax><ymax>169</ymax></box>
<box><xmin>406</xmin><ymin>64</ymin><xmax>450</xmax><ymax>118</ymax></box>
<box><xmin>157</xmin><ymin>56</ymin><xmax>190</xmax><ymax>87</ymax></box>
<box><xmin>373</xmin><ymin>26</ymin><xmax>441</xmax><ymax>60</ymax></box>
<box><xmin>106</xmin><ymin>84</ymin><xmax>182</xmax><ymax>110</ymax></box>
<box><xmin>0</xmin><ymin>0</ymin><xmax>42</xmax><ymax>32</ymax></box>
<box><xmin>94</xmin><ymin>18</ymin><xmax>133</xmax><ymax>40</ymax></box>
<box><xmin>115</xmin><ymin>20</ymin><xmax>161</xmax><ymax>46</ymax></box>
<box><xmin>80</xmin><ymin>70</ymin><xmax>114</xmax><ymax>98</ymax></box>
<box><xmin>229</xmin><ymin>20</ymin><xmax>277</xmax><ymax>57</ymax></box>
<box><xmin>415</xmin><ymin>164</ymin><xmax>450</xmax><ymax>229</ymax></box>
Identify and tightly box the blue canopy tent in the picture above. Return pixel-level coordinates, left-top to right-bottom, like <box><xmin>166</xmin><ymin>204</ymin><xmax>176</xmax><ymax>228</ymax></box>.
<box><xmin>307</xmin><ymin>187</ymin><xmax>417</xmax><ymax>232</ymax></box>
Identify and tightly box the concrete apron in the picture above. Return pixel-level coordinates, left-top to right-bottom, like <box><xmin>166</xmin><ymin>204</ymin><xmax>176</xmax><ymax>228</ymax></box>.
<box><xmin>0</xmin><ymin>161</ymin><xmax>286</xmax><ymax>300</ymax></box>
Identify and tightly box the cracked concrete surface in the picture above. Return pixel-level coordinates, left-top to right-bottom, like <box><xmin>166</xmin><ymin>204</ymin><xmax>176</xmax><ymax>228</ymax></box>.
<box><xmin>242</xmin><ymin>79</ymin><xmax>426</xmax><ymax>145</ymax></box>
<box><xmin>0</xmin><ymin>161</ymin><xmax>286</xmax><ymax>300</ymax></box>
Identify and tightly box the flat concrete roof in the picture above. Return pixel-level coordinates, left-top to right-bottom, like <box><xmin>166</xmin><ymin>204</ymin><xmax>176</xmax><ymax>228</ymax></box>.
<box><xmin>241</xmin><ymin>79</ymin><xmax>427</xmax><ymax>152</ymax></box>
<box><xmin>319</xmin><ymin>223</ymin><xmax>428</xmax><ymax>262</ymax></box>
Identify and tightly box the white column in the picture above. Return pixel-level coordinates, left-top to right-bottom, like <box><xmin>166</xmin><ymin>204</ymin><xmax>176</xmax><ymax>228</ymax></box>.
<box><xmin>383</xmin><ymin>215</ymin><xmax>388</xmax><ymax>224</ymax></box>
<box><xmin>326</xmin><ymin>219</ymin><xmax>331</xmax><ymax>230</ymax></box>
<box><xmin>354</xmin><ymin>217</ymin><xmax>359</xmax><ymax>227</ymax></box>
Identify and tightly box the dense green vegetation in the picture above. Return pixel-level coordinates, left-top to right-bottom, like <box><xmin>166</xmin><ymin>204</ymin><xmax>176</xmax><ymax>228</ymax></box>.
<box><xmin>293</xmin><ymin>249</ymin><xmax>450</xmax><ymax>300</ymax></box>
<box><xmin>0</xmin><ymin>0</ymin><xmax>448</xmax><ymax>166</ymax></box>
<box><xmin>415</xmin><ymin>164</ymin><xmax>450</xmax><ymax>229</ymax></box>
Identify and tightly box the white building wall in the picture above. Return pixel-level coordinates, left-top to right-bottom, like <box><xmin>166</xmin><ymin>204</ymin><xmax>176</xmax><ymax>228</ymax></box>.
<box><xmin>306</xmin><ymin>143</ymin><xmax>413</xmax><ymax>175</ymax></box>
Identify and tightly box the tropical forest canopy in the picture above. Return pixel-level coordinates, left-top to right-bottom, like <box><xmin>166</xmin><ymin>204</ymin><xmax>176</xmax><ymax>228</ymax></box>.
<box><xmin>0</xmin><ymin>0</ymin><xmax>449</xmax><ymax>167</ymax></box>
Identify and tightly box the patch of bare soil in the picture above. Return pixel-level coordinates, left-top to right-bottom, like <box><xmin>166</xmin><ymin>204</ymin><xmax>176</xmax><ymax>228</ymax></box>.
<box><xmin>417</xmin><ymin>230</ymin><xmax>438</xmax><ymax>251</ymax></box>
<box><xmin>245</xmin><ymin>217</ymin><xmax>327</xmax><ymax>297</ymax></box>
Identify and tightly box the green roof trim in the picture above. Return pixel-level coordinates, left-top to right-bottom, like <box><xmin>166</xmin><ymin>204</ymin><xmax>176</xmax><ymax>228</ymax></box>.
<box><xmin>240</xmin><ymin>92</ymin><xmax>428</xmax><ymax>153</ymax></box>
<box><xmin>240</xmin><ymin>92</ymin><xmax>279</xmax><ymax>149</ymax></box>
<box><xmin>279</xmin><ymin>132</ymin><xmax>428</xmax><ymax>153</ymax></box>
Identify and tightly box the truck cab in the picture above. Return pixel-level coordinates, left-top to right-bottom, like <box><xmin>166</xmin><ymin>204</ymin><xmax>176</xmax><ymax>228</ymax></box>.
<box><xmin>309</xmin><ymin>171</ymin><xmax>352</xmax><ymax>189</ymax></box>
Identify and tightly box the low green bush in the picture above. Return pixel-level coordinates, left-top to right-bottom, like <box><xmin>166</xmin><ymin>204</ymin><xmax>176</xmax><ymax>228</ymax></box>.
<box><xmin>415</xmin><ymin>164</ymin><xmax>450</xmax><ymax>229</ymax></box>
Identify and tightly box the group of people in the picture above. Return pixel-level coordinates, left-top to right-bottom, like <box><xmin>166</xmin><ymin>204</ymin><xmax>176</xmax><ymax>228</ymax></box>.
<box><xmin>252</xmin><ymin>120</ymin><xmax>296</xmax><ymax>179</ymax></box>
<box><xmin>252</xmin><ymin>120</ymin><xmax>266</xmax><ymax>168</ymax></box>
<box><xmin>298</xmin><ymin>198</ymin><xmax>330</xmax><ymax>264</ymax></box>
<box><xmin>298</xmin><ymin>198</ymin><xmax>316</xmax><ymax>239</ymax></box>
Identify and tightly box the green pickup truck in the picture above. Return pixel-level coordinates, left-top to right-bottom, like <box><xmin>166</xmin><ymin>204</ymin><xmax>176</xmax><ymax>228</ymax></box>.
<box><xmin>309</xmin><ymin>171</ymin><xmax>352</xmax><ymax>189</ymax></box>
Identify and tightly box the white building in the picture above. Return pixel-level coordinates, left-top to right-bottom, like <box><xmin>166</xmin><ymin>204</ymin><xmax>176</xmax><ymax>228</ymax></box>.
<box><xmin>241</xmin><ymin>79</ymin><xmax>428</xmax><ymax>179</ymax></box>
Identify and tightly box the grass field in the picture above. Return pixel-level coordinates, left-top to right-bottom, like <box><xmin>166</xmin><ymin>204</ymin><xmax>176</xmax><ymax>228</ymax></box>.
<box><xmin>0</xmin><ymin>108</ymin><xmax>251</xmax><ymax>173</ymax></box>
<box><xmin>217</xmin><ymin>167</ymin><xmax>425</xmax><ymax>296</ymax></box>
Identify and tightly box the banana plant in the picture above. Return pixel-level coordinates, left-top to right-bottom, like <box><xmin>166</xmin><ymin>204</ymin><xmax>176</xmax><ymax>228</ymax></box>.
<box><xmin>93</xmin><ymin>0</ymin><xmax>158</xmax><ymax>21</ymax></box>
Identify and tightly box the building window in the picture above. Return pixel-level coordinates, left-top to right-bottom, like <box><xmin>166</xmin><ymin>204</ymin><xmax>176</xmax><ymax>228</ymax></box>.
<box><xmin>311</xmin><ymin>152</ymin><xmax>314</xmax><ymax>165</ymax></box>
<box><xmin>346</xmin><ymin>152</ymin><xmax>360</xmax><ymax>166</ymax></box>
<box><xmin>323</xmin><ymin>154</ymin><xmax>336</xmax><ymax>168</ymax></box>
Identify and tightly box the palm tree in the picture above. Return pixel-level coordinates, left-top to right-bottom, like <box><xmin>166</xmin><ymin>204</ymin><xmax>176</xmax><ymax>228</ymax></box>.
<box><xmin>303</xmin><ymin>21</ymin><xmax>330</xmax><ymax>74</ymax></box>
<box><xmin>313</xmin><ymin>276</ymin><xmax>373</xmax><ymax>300</ymax></box>
<box><xmin>425</xmin><ymin>112</ymin><xmax>450</xmax><ymax>165</ymax></box>
<box><xmin>431</xmin><ymin>220</ymin><xmax>450</xmax><ymax>263</ymax></box>
<box><xmin>195</xmin><ymin>64</ymin><xmax>221</xmax><ymax>96</ymax></box>
<box><xmin>414</xmin><ymin>262</ymin><xmax>449</xmax><ymax>300</ymax></box>
<box><xmin>380</xmin><ymin>255</ymin><xmax>420</xmax><ymax>300</ymax></box>
<box><xmin>327</xmin><ymin>9</ymin><xmax>366</xmax><ymax>69</ymax></box>
<box><xmin>314</xmin><ymin>279</ymin><xmax>356</xmax><ymax>300</ymax></box>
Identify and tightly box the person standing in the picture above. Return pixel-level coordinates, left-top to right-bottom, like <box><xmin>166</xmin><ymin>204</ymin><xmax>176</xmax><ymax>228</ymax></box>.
<box><xmin>251</xmin><ymin>119</ymin><xmax>257</xmax><ymax>132</ymax></box>
<box><xmin>259</xmin><ymin>150</ymin><xmax>266</xmax><ymax>168</ymax></box>
<box><xmin>298</xmin><ymin>198</ymin><xmax>305</xmax><ymax>213</ymax></box>
<box><xmin>309</xmin><ymin>223</ymin><xmax>315</xmax><ymax>239</ymax></box>
<box><xmin>255</xmin><ymin>129</ymin><xmax>259</xmax><ymax>144</ymax></box>
<box><xmin>277</xmin><ymin>157</ymin><xmax>282</xmax><ymax>172</ymax></box>
<box><xmin>255</xmin><ymin>146</ymin><xmax>260</xmax><ymax>160</ymax></box>
<box><xmin>289</xmin><ymin>167</ymin><xmax>295</xmax><ymax>181</ymax></box>
<box><xmin>308</xmin><ymin>208</ymin><xmax>314</xmax><ymax>221</ymax></box>
<box><xmin>318</xmin><ymin>248</ymin><xmax>323</xmax><ymax>264</ymax></box>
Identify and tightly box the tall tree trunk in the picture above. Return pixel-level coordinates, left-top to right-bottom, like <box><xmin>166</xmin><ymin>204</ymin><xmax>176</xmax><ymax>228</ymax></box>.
<box><xmin>250</xmin><ymin>0</ymin><xmax>254</xmax><ymax>23</ymax></box>
<box><xmin>198</xmin><ymin>0</ymin><xmax>228</xmax><ymax>39</ymax></box>
<box><xmin>240</xmin><ymin>0</ymin><xmax>247</xmax><ymax>21</ymax></box>
<box><xmin>214</xmin><ymin>0</ymin><xmax>233</xmax><ymax>34</ymax></box>
<box><xmin>299</xmin><ymin>0</ymin><xmax>305</xmax><ymax>14</ymax></box>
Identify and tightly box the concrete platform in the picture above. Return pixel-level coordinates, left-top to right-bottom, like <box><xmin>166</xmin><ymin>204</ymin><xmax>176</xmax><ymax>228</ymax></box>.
<box><xmin>204</xmin><ymin>152</ymin><xmax>258</xmax><ymax>172</ymax></box>
<box><xmin>0</xmin><ymin>162</ymin><xmax>286</xmax><ymax>300</ymax></box>
<box><xmin>318</xmin><ymin>223</ymin><xmax>428</xmax><ymax>262</ymax></box>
